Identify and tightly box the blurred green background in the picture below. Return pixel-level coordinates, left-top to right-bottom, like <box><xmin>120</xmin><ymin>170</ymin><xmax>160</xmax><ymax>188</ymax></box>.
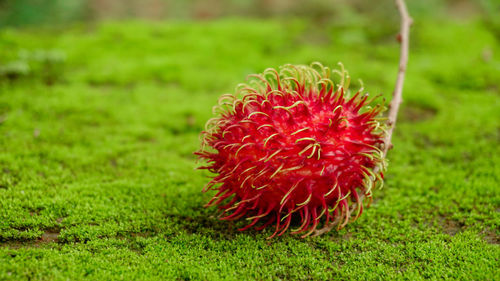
<box><xmin>0</xmin><ymin>0</ymin><xmax>498</xmax><ymax>27</ymax></box>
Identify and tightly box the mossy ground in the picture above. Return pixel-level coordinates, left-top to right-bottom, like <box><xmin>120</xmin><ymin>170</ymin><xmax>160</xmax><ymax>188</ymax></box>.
<box><xmin>0</xmin><ymin>17</ymin><xmax>499</xmax><ymax>280</ymax></box>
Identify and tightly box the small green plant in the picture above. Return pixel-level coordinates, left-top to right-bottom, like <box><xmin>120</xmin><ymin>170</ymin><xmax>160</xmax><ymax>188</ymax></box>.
<box><xmin>0</xmin><ymin>49</ymin><xmax>65</xmax><ymax>84</ymax></box>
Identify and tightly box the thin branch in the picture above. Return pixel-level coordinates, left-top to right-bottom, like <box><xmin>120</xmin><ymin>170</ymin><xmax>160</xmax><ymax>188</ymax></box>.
<box><xmin>312</xmin><ymin>0</ymin><xmax>412</xmax><ymax>237</ymax></box>
<box><xmin>383</xmin><ymin>0</ymin><xmax>413</xmax><ymax>156</ymax></box>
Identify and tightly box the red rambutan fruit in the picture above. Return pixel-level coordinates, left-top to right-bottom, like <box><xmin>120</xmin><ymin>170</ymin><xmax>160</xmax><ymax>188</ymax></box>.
<box><xmin>196</xmin><ymin>63</ymin><xmax>387</xmax><ymax>238</ymax></box>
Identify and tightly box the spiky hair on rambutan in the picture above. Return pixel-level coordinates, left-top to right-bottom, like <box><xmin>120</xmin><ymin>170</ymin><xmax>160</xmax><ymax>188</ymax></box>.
<box><xmin>196</xmin><ymin>63</ymin><xmax>387</xmax><ymax>238</ymax></box>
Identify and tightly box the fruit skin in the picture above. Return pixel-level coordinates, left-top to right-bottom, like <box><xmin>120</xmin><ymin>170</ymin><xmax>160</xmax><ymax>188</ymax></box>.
<box><xmin>196</xmin><ymin>63</ymin><xmax>386</xmax><ymax>238</ymax></box>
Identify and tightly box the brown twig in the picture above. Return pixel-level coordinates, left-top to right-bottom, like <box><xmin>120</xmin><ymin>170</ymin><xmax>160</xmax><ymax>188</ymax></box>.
<box><xmin>311</xmin><ymin>0</ymin><xmax>412</xmax><ymax>237</ymax></box>
<box><xmin>383</xmin><ymin>0</ymin><xmax>413</xmax><ymax>156</ymax></box>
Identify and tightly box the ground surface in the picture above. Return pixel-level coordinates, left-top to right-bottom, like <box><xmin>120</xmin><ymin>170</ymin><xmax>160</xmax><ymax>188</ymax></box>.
<box><xmin>0</xmin><ymin>17</ymin><xmax>499</xmax><ymax>280</ymax></box>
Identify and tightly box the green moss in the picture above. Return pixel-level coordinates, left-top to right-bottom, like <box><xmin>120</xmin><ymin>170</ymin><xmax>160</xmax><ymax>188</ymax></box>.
<box><xmin>0</xmin><ymin>18</ymin><xmax>499</xmax><ymax>280</ymax></box>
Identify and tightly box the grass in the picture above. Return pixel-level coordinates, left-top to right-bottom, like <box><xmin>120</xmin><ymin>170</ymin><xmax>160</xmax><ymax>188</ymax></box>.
<box><xmin>0</xmin><ymin>17</ymin><xmax>499</xmax><ymax>280</ymax></box>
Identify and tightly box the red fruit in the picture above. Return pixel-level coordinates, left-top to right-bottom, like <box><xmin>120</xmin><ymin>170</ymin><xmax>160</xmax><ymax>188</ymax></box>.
<box><xmin>196</xmin><ymin>63</ymin><xmax>386</xmax><ymax>238</ymax></box>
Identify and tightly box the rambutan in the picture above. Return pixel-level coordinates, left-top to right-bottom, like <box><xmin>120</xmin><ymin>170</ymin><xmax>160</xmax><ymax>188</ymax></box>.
<box><xmin>196</xmin><ymin>63</ymin><xmax>387</xmax><ymax>238</ymax></box>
